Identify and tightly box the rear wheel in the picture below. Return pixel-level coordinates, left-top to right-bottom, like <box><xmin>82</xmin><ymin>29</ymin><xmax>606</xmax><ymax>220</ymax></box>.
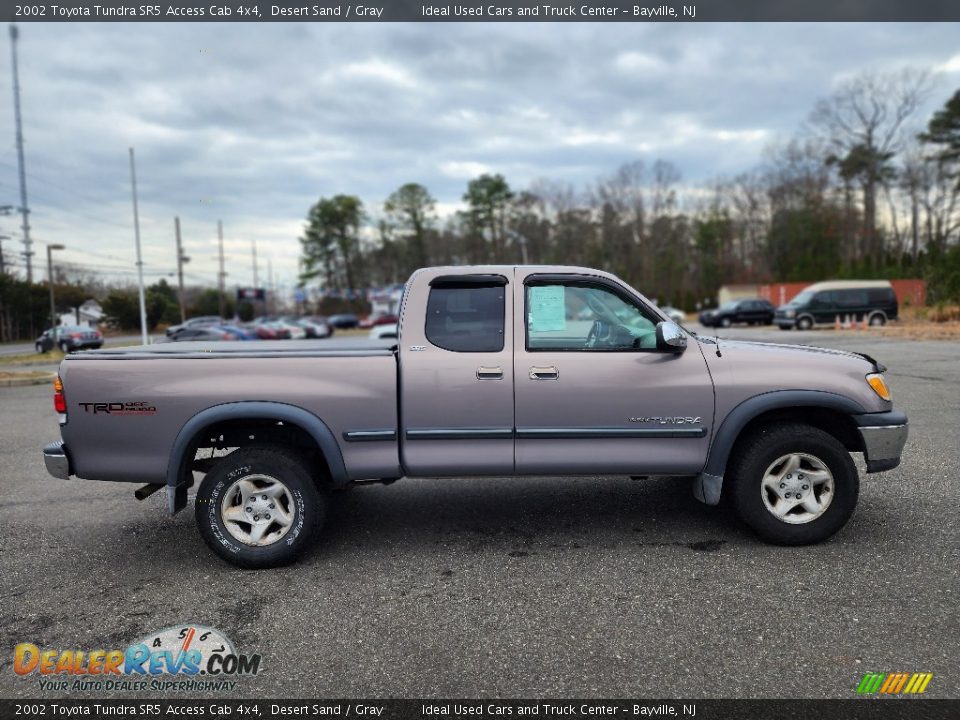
<box><xmin>869</xmin><ymin>313</ymin><xmax>886</xmax><ymax>327</ymax></box>
<box><xmin>195</xmin><ymin>446</ymin><xmax>325</xmax><ymax>568</ymax></box>
<box><xmin>728</xmin><ymin>423</ymin><xmax>858</xmax><ymax>545</ymax></box>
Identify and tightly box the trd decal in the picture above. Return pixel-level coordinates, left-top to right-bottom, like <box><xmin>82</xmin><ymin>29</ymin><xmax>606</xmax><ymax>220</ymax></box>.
<box><xmin>78</xmin><ymin>401</ymin><xmax>157</xmax><ymax>416</ymax></box>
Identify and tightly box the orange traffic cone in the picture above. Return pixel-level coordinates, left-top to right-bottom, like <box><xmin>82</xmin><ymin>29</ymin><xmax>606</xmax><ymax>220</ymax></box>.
<box><xmin>835</xmin><ymin>315</ymin><xmax>841</xmax><ymax>330</ymax></box>
<box><xmin>852</xmin><ymin>315</ymin><xmax>859</xmax><ymax>330</ymax></box>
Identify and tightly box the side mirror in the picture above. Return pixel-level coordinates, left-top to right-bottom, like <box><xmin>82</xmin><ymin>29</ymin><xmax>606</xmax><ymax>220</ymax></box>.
<box><xmin>655</xmin><ymin>321</ymin><xmax>687</xmax><ymax>353</ymax></box>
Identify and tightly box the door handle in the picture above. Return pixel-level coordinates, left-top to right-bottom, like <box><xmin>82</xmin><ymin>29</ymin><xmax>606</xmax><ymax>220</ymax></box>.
<box><xmin>477</xmin><ymin>366</ymin><xmax>504</xmax><ymax>380</ymax></box>
<box><xmin>529</xmin><ymin>366</ymin><xmax>559</xmax><ymax>380</ymax></box>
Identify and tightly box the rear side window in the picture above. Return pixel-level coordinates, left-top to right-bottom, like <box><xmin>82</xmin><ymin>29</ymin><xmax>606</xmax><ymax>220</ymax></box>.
<box><xmin>836</xmin><ymin>289</ymin><xmax>869</xmax><ymax>307</ymax></box>
<box><xmin>867</xmin><ymin>288</ymin><xmax>894</xmax><ymax>304</ymax></box>
<box><xmin>425</xmin><ymin>283</ymin><xmax>505</xmax><ymax>352</ymax></box>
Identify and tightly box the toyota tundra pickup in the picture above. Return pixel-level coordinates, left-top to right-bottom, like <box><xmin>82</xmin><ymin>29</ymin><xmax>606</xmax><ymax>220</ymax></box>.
<box><xmin>41</xmin><ymin>265</ymin><xmax>908</xmax><ymax>568</ymax></box>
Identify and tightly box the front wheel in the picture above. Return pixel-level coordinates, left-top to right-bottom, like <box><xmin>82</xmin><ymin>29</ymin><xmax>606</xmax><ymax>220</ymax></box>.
<box><xmin>728</xmin><ymin>423</ymin><xmax>859</xmax><ymax>545</ymax></box>
<box><xmin>36</xmin><ymin>343</ymin><xmax>45</xmax><ymax>354</ymax></box>
<box><xmin>195</xmin><ymin>446</ymin><xmax>325</xmax><ymax>568</ymax></box>
<box><xmin>796</xmin><ymin>316</ymin><xmax>813</xmax><ymax>331</ymax></box>
<box><xmin>720</xmin><ymin>316</ymin><xmax>732</xmax><ymax>328</ymax></box>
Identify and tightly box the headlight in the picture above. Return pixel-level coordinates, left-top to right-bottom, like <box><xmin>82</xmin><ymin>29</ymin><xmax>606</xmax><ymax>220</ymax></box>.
<box><xmin>866</xmin><ymin>373</ymin><xmax>891</xmax><ymax>401</ymax></box>
<box><xmin>784</xmin><ymin>309</ymin><xmax>796</xmax><ymax>318</ymax></box>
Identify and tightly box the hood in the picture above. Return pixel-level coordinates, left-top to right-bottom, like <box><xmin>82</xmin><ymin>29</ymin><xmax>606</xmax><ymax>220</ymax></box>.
<box><xmin>696</xmin><ymin>336</ymin><xmax>891</xmax><ymax>414</ymax></box>
<box><xmin>698</xmin><ymin>337</ymin><xmax>885</xmax><ymax>368</ymax></box>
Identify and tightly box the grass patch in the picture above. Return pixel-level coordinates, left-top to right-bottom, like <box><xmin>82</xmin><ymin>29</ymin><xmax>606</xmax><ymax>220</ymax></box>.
<box><xmin>0</xmin><ymin>350</ymin><xmax>65</xmax><ymax>367</ymax></box>
<box><xmin>0</xmin><ymin>369</ymin><xmax>54</xmax><ymax>380</ymax></box>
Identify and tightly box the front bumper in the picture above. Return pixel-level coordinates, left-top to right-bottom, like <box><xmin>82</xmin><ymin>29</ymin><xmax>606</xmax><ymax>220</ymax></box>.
<box><xmin>853</xmin><ymin>409</ymin><xmax>908</xmax><ymax>473</ymax></box>
<box><xmin>42</xmin><ymin>440</ymin><xmax>72</xmax><ymax>479</ymax></box>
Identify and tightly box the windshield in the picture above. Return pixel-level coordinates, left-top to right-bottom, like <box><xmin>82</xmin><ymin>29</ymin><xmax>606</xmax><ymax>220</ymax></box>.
<box><xmin>788</xmin><ymin>291</ymin><xmax>815</xmax><ymax>306</ymax></box>
<box><xmin>719</xmin><ymin>301</ymin><xmax>739</xmax><ymax>311</ymax></box>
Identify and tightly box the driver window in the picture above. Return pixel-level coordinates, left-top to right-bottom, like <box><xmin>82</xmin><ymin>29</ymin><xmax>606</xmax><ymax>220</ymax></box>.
<box><xmin>526</xmin><ymin>282</ymin><xmax>658</xmax><ymax>351</ymax></box>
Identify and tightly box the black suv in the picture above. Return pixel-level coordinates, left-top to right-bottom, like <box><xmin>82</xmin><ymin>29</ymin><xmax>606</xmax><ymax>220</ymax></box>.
<box><xmin>699</xmin><ymin>299</ymin><xmax>775</xmax><ymax>328</ymax></box>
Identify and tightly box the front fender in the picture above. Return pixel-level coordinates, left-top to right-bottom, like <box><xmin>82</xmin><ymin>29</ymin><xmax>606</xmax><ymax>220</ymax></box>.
<box><xmin>694</xmin><ymin>389</ymin><xmax>866</xmax><ymax>505</ymax></box>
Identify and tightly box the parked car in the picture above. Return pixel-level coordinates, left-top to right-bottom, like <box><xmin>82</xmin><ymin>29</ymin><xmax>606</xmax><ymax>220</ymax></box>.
<box><xmin>165</xmin><ymin>315</ymin><xmax>222</xmax><ymax>337</ymax></box>
<box><xmin>699</xmin><ymin>299</ymin><xmax>775</xmax><ymax>328</ymax></box>
<box><xmin>369</xmin><ymin>323</ymin><xmax>398</xmax><ymax>340</ymax></box>
<box><xmin>775</xmin><ymin>281</ymin><xmax>898</xmax><ymax>330</ymax></box>
<box><xmin>327</xmin><ymin>313</ymin><xmax>360</xmax><ymax>329</ymax></box>
<box><xmin>275</xmin><ymin>319</ymin><xmax>307</xmax><ymax>339</ymax></box>
<box><xmin>253</xmin><ymin>321</ymin><xmax>291</xmax><ymax>340</ymax></box>
<box><xmin>297</xmin><ymin>316</ymin><xmax>334</xmax><ymax>339</ymax></box>
<box><xmin>220</xmin><ymin>325</ymin><xmax>258</xmax><ymax>341</ymax></box>
<box><xmin>659</xmin><ymin>306</ymin><xmax>686</xmax><ymax>324</ymax></box>
<box><xmin>359</xmin><ymin>313</ymin><xmax>400</xmax><ymax>329</ymax></box>
<box><xmin>167</xmin><ymin>326</ymin><xmax>239</xmax><ymax>342</ymax></box>
<box><xmin>43</xmin><ymin>264</ymin><xmax>907</xmax><ymax>569</ymax></box>
<box><xmin>36</xmin><ymin>326</ymin><xmax>103</xmax><ymax>354</ymax></box>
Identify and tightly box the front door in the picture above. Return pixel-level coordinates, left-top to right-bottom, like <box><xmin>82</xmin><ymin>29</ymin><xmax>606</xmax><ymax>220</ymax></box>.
<box><xmin>399</xmin><ymin>271</ymin><xmax>515</xmax><ymax>476</ymax></box>
<box><xmin>513</xmin><ymin>272</ymin><xmax>714</xmax><ymax>476</ymax></box>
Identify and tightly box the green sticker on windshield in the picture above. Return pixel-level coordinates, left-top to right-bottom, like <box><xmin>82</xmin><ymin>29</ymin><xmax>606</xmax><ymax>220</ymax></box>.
<box><xmin>529</xmin><ymin>285</ymin><xmax>566</xmax><ymax>332</ymax></box>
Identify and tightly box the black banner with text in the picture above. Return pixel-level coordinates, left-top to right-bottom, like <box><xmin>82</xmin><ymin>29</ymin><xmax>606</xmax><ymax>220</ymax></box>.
<box><xmin>2</xmin><ymin>0</ymin><xmax>959</xmax><ymax>23</ymax></box>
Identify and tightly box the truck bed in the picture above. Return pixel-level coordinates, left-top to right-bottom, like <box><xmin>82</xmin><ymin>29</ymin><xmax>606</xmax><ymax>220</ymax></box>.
<box><xmin>59</xmin><ymin>340</ymin><xmax>401</xmax><ymax>485</ymax></box>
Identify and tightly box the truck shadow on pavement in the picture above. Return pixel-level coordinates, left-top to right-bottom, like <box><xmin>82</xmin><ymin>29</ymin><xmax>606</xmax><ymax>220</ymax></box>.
<box><xmin>314</xmin><ymin>475</ymin><xmax>746</xmax><ymax>558</ymax></box>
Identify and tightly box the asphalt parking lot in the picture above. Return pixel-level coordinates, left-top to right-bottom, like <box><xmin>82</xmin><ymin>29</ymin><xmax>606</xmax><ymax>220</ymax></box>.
<box><xmin>1</xmin><ymin>326</ymin><xmax>957</xmax><ymax>699</ymax></box>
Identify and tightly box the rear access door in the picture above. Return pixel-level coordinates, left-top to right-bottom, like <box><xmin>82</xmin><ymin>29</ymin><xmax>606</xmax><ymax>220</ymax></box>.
<box><xmin>513</xmin><ymin>270</ymin><xmax>714</xmax><ymax>476</ymax></box>
<box><xmin>399</xmin><ymin>269</ymin><xmax>515</xmax><ymax>476</ymax></box>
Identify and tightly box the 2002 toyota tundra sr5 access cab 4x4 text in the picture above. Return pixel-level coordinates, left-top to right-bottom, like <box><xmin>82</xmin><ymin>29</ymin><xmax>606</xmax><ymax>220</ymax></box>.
<box><xmin>42</xmin><ymin>265</ymin><xmax>908</xmax><ymax>568</ymax></box>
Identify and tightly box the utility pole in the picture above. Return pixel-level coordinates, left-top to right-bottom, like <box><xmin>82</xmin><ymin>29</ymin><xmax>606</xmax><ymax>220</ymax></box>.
<box><xmin>128</xmin><ymin>148</ymin><xmax>148</xmax><ymax>345</ymax></box>
<box><xmin>9</xmin><ymin>25</ymin><xmax>33</xmax><ymax>282</ymax></box>
<box><xmin>251</xmin><ymin>237</ymin><xmax>259</xmax><ymax>288</ymax></box>
<box><xmin>267</xmin><ymin>259</ymin><xmax>274</xmax><ymax>314</ymax></box>
<box><xmin>174</xmin><ymin>216</ymin><xmax>187</xmax><ymax>323</ymax></box>
<box><xmin>217</xmin><ymin>220</ymin><xmax>227</xmax><ymax>319</ymax></box>
<box><xmin>46</xmin><ymin>243</ymin><xmax>64</xmax><ymax>331</ymax></box>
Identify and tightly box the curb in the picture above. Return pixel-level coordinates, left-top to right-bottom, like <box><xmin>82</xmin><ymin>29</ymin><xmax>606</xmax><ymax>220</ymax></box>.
<box><xmin>0</xmin><ymin>372</ymin><xmax>56</xmax><ymax>388</ymax></box>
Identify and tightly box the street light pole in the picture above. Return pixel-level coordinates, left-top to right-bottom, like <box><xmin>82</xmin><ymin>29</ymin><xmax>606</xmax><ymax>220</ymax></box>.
<box><xmin>46</xmin><ymin>243</ymin><xmax>64</xmax><ymax>332</ymax></box>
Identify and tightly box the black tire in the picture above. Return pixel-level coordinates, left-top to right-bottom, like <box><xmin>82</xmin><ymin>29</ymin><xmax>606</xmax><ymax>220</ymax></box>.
<box><xmin>59</xmin><ymin>342</ymin><xmax>69</xmax><ymax>353</ymax></box>
<box><xmin>778</xmin><ymin>326</ymin><xmax>792</xmax><ymax>331</ymax></box>
<box><xmin>35</xmin><ymin>343</ymin><xmax>45</xmax><ymax>354</ymax></box>
<box><xmin>728</xmin><ymin>422</ymin><xmax>859</xmax><ymax>545</ymax></box>
<box><xmin>720</xmin><ymin>316</ymin><xmax>732</xmax><ymax>328</ymax></box>
<box><xmin>796</xmin><ymin>316</ymin><xmax>813</xmax><ymax>331</ymax></box>
<box><xmin>869</xmin><ymin>313</ymin><xmax>886</xmax><ymax>327</ymax></box>
<box><xmin>195</xmin><ymin>446</ymin><xmax>325</xmax><ymax>568</ymax></box>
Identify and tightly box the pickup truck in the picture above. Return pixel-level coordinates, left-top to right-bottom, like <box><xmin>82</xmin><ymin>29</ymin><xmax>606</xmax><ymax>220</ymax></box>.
<box><xmin>42</xmin><ymin>265</ymin><xmax>908</xmax><ymax>568</ymax></box>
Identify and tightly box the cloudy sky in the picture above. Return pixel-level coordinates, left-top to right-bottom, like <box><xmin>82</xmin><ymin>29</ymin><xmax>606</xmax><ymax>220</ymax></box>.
<box><xmin>0</xmin><ymin>22</ymin><xmax>958</xmax><ymax>294</ymax></box>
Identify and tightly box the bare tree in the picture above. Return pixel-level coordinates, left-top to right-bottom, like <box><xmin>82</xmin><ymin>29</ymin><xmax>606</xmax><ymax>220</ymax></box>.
<box><xmin>809</xmin><ymin>68</ymin><xmax>930</xmax><ymax>262</ymax></box>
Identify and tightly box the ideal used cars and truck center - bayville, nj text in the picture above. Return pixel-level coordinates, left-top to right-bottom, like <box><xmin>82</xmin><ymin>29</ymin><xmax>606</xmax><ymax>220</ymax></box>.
<box><xmin>42</xmin><ymin>265</ymin><xmax>908</xmax><ymax>569</ymax></box>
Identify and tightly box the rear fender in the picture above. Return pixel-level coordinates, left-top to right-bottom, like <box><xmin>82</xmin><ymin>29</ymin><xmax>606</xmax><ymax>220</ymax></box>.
<box><xmin>165</xmin><ymin>401</ymin><xmax>348</xmax><ymax>514</ymax></box>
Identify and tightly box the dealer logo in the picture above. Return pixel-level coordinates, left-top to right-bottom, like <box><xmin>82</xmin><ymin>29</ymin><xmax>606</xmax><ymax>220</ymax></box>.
<box><xmin>14</xmin><ymin>624</ymin><xmax>261</xmax><ymax>692</ymax></box>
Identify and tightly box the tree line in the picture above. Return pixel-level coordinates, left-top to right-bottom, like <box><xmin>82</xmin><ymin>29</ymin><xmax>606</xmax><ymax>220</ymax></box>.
<box><xmin>300</xmin><ymin>71</ymin><xmax>960</xmax><ymax>311</ymax></box>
